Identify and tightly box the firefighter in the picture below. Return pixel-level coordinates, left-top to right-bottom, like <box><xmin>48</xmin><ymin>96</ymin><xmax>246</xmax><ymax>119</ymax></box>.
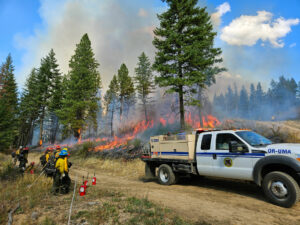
<box><xmin>12</xmin><ymin>146</ymin><xmax>22</xmax><ymax>166</ymax></box>
<box><xmin>18</xmin><ymin>147</ymin><xmax>29</xmax><ymax>172</ymax></box>
<box><xmin>54</xmin><ymin>145</ymin><xmax>61</xmax><ymax>158</ymax></box>
<box><xmin>40</xmin><ymin>147</ymin><xmax>50</xmax><ymax>167</ymax></box>
<box><xmin>44</xmin><ymin>148</ymin><xmax>56</xmax><ymax>177</ymax></box>
<box><xmin>52</xmin><ymin>149</ymin><xmax>71</xmax><ymax>194</ymax></box>
<box><xmin>45</xmin><ymin>147</ymin><xmax>53</xmax><ymax>162</ymax></box>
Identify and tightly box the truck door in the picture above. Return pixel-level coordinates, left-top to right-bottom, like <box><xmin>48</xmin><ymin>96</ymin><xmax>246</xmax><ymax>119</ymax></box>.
<box><xmin>212</xmin><ymin>133</ymin><xmax>253</xmax><ymax>180</ymax></box>
<box><xmin>196</xmin><ymin>133</ymin><xmax>215</xmax><ymax>176</ymax></box>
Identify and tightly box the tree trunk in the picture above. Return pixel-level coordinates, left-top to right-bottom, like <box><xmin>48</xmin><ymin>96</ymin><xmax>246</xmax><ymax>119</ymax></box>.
<box><xmin>179</xmin><ymin>86</ymin><xmax>185</xmax><ymax>129</ymax></box>
<box><xmin>120</xmin><ymin>97</ymin><xmax>123</xmax><ymax>121</ymax></box>
<box><xmin>143</xmin><ymin>101</ymin><xmax>148</xmax><ymax>122</ymax></box>
<box><xmin>197</xmin><ymin>87</ymin><xmax>204</xmax><ymax>128</ymax></box>
<box><xmin>52</xmin><ymin>117</ymin><xmax>59</xmax><ymax>144</ymax></box>
<box><xmin>29</xmin><ymin>120</ymin><xmax>34</xmax><ymax>145</ymax></box>
<box><xmin>111</xmin><ymin>109</ymin><xmax>114</xmax><ymax>137</ymax></box>
<box><xmin>39</xmin><ymin>110</ymin><xmax>44</xmax><ymax>146</ymax></box>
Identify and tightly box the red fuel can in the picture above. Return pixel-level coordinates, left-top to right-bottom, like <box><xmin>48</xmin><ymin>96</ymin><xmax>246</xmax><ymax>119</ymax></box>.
<box><xmin>92</xmin><ymin>177</ymin><xmax>96</xmax><ymax>185</ymax></box>
<box><xmin>79</xmin><ymin>185</ymin><xmax>86</xmax><ymax>196</ymax></box>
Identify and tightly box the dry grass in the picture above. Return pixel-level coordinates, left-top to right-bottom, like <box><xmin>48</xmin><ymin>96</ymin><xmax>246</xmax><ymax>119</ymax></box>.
<box><xmin>72</xmin><ymin>156</ymin><xmax>145</xmax><ymax>178</ymax></box>
<box><xmin>0</xmin><ymin>171</ymin><xmax>53</xmax><ymax>224</ymax></box>
<box><xmin>0</xmin><ymin>153</ymin><xmax>195</xmax><ymax>225</ymax></box>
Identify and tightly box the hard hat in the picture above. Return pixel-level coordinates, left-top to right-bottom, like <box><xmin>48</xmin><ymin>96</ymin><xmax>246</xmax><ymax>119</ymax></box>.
<box><xmin>59</xmin><ymin>150</ymin><xmax>69</xmax><ymax>156</ymax></box>
<box><xmin>19</xmin><ymin>146</ymin><xmax>23</xmax><ymax>149</ymax></box>
<box><xmin>56</xmin><ymin>145</ymin><xmax>61</xmax><ymax>150</ymax></box>
<box><xmin>62</xmin><ymin>147</ymin><xmax>68</xmax><ymax>151</ymax></box>
<box><xmin>31</xmin><ymin>162</ymin><xmax>35</xmax><ymax>165</ymax></box>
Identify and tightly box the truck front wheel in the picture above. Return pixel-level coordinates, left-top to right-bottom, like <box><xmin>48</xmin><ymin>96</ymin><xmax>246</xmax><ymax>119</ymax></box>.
<box><xmin>158</xmin><ymin>164</ymin><xmax>177</xmax><ymax>185</ymax></box>
<box><xmin>262</xmin><ymin>171</ymin><xmax>300</xmax><ymax>208</ymax></box>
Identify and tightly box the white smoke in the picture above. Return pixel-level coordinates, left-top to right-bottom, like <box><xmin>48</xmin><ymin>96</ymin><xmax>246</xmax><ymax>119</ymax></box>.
<box><xmin>14</xmin><ymin>0</ymin><xmax>159</xmax><ymax>90</ymax></box>
<box><xmin>211</xmin><ymin>2</ymin><xmax>231</xmax><ymax>27</ymax></box>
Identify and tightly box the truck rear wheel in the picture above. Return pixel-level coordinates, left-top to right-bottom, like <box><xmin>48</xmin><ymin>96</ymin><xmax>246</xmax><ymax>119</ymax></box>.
<box><xmin>145</xmin><ymin>163</ymin><xmax>156</xmax><ymax>179</ymax></box>
<box><xmin>262</xmin><ymin>171</ymin><xmax>300</xmax><ymax>208</ymax></box>
<box><xmin>158</xmin><ymin>164</ymin><xmax>177</xmax><ymax>185</ymax></box>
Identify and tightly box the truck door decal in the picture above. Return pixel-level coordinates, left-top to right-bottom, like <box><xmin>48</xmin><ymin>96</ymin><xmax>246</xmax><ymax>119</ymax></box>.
<box><xmin>224</xmin><ymin>158</ymin><xmax>233</xmax><ymax>167</ymax></box>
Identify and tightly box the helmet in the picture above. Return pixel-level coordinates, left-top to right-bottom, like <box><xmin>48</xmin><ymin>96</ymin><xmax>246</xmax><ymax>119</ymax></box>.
<box><xmin>56</xmin><ymin>145</ymin><xmax>61</xmax><ymax>150</ymax></box>
<box><xmin>59</xmin><ymin>150</ymin><xmax>69</xmax><ymax>156</ymax></box>
<box><xmin>62</xmin><ymin>148</ymin><xmax>68</xmax><ymax>151</ymax></box>
<box><xmin>23</xmin><ymin>147</ymin><xmax>29</xmax><ymax>150</ymax></box>
<box><xmin>31</xmin><ymin>162</ymin><xmax>35</xmax><ymax>166</ymax></box>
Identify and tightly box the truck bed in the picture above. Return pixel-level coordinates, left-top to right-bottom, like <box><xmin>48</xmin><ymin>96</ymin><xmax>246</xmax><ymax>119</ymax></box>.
<box><xmin>142</xmin><ymin>134</ymin><xmax>196</xmax><ymax>162</ymax></box>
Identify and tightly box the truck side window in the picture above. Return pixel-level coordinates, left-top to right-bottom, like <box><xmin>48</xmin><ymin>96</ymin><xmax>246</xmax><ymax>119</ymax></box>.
<box><xmin>216</xmin><ymin>134</ymin><xmax>244</xmax><ymax>150</ymax></box>
<box><xmin>201</xmin><ymin>134</ymin><xmax>212</xmax><ymax>150</ymax></box>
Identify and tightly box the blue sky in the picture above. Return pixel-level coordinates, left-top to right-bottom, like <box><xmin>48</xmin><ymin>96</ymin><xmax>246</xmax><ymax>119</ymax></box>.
<box><xmin>0</xmin><ymin>0</ymin><xmax>299</xmax><ymax>94</ymax></box>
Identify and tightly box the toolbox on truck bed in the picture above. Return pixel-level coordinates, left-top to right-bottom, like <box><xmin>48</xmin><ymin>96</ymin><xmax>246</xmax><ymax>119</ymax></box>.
<box><xmin>143</xmin><ymin>134</ymin><xmax>196</xmax><ymax>161</ymax></box>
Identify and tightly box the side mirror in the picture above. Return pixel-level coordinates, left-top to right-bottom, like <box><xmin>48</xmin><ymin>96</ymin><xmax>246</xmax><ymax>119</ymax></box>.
<box><xmin>229</xmin><ymin>141</ymin><xmax>247</xmax><ymax>153</ymax></box>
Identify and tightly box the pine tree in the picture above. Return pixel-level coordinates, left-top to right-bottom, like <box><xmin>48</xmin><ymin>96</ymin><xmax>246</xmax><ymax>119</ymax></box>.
<box><xmin>256</xmin><ymin>82</ymin><xmax>265</xmax><ymax>120</ymax></box>
<box><xmin>225</xmin><ymin>86</ymin><xmax>234</xmax><ymax>114</ymax></box>
<box><xmin>153</xmin><ymin>0</ymin><xmax>224</xmax><ymax>129</ymax></box>
<box><xmin>18</xmin><ymin>69</ymin><xmax>40</xmax><ymax>146</ymax></box>
<box><xmin>134</xmin><ymin>52</ymin><xmax>154</xmax><ymax>121</ymax></box>
<box><xmin>249</xmin><ymin>84</ymin><xmax>256</xmax><ymax>119</ymax></box>
<box><xmin>0</xmin><ymin>54</ymin><xmax>18</xmax><ymax>151</ymax></box>
<box><xmin>58</xmin><ymin>34</ymin><xmax>101</xmax><ymax>140</ymax></box>
<box><xmin>104</xmin><ymin>75</ymin><xmax>119</xmax><ymax>137</ymax></box>
<box><xmin>47</xmin><ymin>49</ymin><xmax>63</xmax><ymax>143</ymax></box>
<box><xmin>35</xmin><ymin>49</ymin><xmax>62</xmax><ymax>145</ymax></box>
<box><xmin>117</xmin><ymin>63</ymin><xmax>135</xmax><ymax>120</ymax></box>
<box><xmin>238</xmin><ymin>86</ymin><xmax>249</xmax><ymax>118</ymax></box>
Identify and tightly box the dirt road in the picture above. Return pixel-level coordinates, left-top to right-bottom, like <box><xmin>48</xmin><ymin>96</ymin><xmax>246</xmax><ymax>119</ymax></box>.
<box><xmin>29</xmin><ymin>153</ymin><xmax>300</xmax><ymax>225</ymax></box>
<box><xmin>69</xmin><ymin>167</ymin><xmax>300</xmax><ymax>225</ymax></box>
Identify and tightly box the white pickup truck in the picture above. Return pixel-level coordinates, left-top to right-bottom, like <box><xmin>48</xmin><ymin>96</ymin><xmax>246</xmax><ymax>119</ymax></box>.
<box><xmin>141</xmin><ymin>129</ymin><xmax>300</xmax><ymax>207</ymax></box>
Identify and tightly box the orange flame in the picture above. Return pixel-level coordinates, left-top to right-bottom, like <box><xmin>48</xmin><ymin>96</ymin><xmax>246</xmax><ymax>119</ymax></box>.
<box><xmin>94</xmin><ymin>120</ymin><xmax>154</xmax><ymax>151</ymax></box>
<box><xmin>160</xmin><ymin>118</ymin><xmax>166</xmax><ymax>126</ymax></box>
<box><xmin>70</xmin><ymin>112</ymin><xmax>220</xmax><ymax>152</ymax></box>
<box><xmin>39</xmin><ymin>139</ymin><xmax>43</xmax><ymax>146</ymax></box>
<box><xmin>77</xmin><ymin>128</ymin><xmax>82</xmax><ymax>144</ymax></box>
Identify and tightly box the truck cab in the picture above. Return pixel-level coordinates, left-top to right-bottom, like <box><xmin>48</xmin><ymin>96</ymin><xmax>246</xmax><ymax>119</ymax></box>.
<box><xmin>196</xmin><ymin>130</ymin><xmax>267</xmax><ymax>180</ymax></box>
<box><xmin>141</xmin><ymin>129</ymin><xmax>300</xmax><ymax>207</ymax></box>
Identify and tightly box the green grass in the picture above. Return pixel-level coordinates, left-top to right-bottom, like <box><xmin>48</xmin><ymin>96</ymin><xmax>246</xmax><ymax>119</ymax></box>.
<box><xmin>41</xmin><ymin>217</ymin><xmax>56</xmax><ymax>225</ymax></box>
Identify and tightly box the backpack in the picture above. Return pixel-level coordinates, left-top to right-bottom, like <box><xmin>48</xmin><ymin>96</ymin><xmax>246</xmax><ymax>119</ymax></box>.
<box><xmin>44</xmin><ymin>155</ymin><xmax>56</xmax><ymax>176</ymax></box>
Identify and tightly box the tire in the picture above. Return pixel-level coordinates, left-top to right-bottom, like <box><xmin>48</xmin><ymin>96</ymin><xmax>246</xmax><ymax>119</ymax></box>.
<box><xmin>158</xmin><ymin>164</ymin><xmax>177</xmax><ymax>185</ymax></box>
<box><xmin>262</xmin><ymin>171</ymin><xmax>300</xmax><ymax>208</ymax></box>
<box><xmin>145</xmin><ymin>163</ymin><xmax>156</xmax><ymax>179</ymax></box>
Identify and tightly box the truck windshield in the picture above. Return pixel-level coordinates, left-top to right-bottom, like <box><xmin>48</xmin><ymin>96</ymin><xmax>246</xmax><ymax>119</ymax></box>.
<box><xmin>236</xmin><ymin>131</ymin><xmax>272</xmax><ymax>147</ymax></box>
